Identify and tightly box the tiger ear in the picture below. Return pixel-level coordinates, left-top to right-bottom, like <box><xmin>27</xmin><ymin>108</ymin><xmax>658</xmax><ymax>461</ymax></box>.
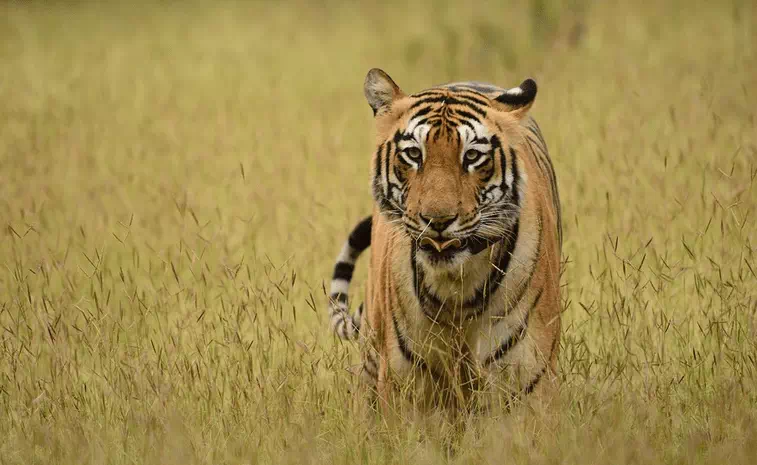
<box><xmin>494</xmin><ymin>78</ymin><xmax>537</xmax><ymax>119</ymax></box>
<box><xmin>364</xmin><ymin>68</ymin><xmax>404</xmax><ymax>116</ymax></box>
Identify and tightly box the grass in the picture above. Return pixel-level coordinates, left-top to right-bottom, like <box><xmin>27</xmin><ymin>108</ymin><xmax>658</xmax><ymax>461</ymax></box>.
<box><xmin>0</xmin><ymin>0</ymin><xmax>756</xmax><ymax>463</ymax></box>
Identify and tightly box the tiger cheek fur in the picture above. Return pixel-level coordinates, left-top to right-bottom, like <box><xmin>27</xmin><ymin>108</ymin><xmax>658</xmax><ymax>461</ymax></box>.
<box><xmin>327</xmin><ymin>68</ymin><xmax>563</xmax><ymax>418</ymax></box>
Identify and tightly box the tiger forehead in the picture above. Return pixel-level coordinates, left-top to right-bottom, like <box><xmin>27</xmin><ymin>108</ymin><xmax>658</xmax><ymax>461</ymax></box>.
<box><xmin>395</xmin><ymin>87</ymin><xmax>495</xmax><ymax>142</ymax></box>
<box><xmin>408</xmin><ymin>86</ymin><xmax>495</xmax><ymax>110</ymax></box>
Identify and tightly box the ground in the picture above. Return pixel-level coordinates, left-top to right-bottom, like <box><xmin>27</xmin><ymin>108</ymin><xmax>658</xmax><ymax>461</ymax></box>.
<box><xmin>1</xmin><ymin>0</ymin><xmax>756</xmax><ymax>463</ymax></box>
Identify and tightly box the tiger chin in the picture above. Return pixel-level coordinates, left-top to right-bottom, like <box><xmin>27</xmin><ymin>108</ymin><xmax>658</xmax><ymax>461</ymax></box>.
<box><xmin>327</xmin><ymin>68</ymin><xmax>563</xmax><ymax>419</ymax></box>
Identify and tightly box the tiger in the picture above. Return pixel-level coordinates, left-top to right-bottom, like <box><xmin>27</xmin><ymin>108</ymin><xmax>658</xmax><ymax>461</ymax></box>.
<box><xmin>327</xmin><ymin>68</ymin><xmax>562</xmax><ymax>416</ymax></box>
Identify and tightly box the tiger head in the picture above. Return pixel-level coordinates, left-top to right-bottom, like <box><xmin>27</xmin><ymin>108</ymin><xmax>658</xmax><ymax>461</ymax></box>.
<box><xmin>364</xmin><ymin>68</ymin><xmax>538</xmax><ymax>269</ymax></box>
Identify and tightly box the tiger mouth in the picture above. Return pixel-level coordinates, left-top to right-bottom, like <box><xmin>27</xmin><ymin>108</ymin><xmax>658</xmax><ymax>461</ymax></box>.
<box><xmin>418</xmin><ymin>237</ymin><xmax>469</xmax><ymax>262</ymax></box>
<box><xmin>417</xmin><ymin>236</ymin><xmax>495</xmax><ymax>262</ymax></box>
<box><xmin>419</xmin><ymin>237</ymin><xmax>466</xmax><ymax>253</ymax></box>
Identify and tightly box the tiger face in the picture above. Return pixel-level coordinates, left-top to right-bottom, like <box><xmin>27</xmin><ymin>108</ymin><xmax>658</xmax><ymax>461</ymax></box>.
<box><xmin>365</xmin><ymin>69</ymin><xmax>536</xmax><ymax>270</ymax></box>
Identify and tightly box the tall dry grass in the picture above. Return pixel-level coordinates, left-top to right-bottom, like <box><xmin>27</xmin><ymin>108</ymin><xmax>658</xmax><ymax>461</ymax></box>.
<box><xmin>1</xmin><ymin>0</ymin><xmax>755</xmax><ymax>463</ymax></box>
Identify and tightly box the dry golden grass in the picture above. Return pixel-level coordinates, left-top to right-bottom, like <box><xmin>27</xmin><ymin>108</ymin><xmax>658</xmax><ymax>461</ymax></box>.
<box><xmin>1</xmin><ymin>0</ymin><xmax>756</xmax><ymax>463</ymax></box>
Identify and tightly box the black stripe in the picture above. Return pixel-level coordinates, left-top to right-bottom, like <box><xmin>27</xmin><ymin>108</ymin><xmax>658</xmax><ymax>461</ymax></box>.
<box><xmin>411</xmin><ymin>88</ymin><xmax>491</xmax><ymax>107</ymax></box>
<box><xmin>408</xmin><ymin>97</ymin><xmax>487</xmax><ymax>118</ymax></box>
<box><xmin>484</xmin><ymin>322</ymin><xmax>527</xmax><ymax>367</ymax></box>
<box><xmin>373</xmin><ymin>144</ymin><xmax>385</xmax><ymax>201</ymax></box>
<box><xmin>391</xmin><ymin>313</ymin><xmax>427</xmax><ymax>370</ymax></box>
<box><xmin>409</xmin><ymin>96</ymin><xmax>487</xmax><ymax>117</ymax></box>
<box><xmin>411</xmin><ymin>241</ymin><xmax>453</xmax><ymax>321</ymax></box>
<box><xmin>450</xmin><ymin>91</ymin><xmax>490</xmax><ymax>106</ymax></box>
<box><xmin>456</xmin><ymin>118</ymin><xmax>476</xmax><ymax>131</ymax></box>
<box><xmin>524</xmin><ymin>284</ymin><xmax>545</xmax><ymax>312</ymax></box>
<box><xmin>487</xmin><ymin>135</ymin><xmax>506</xmax><ymax>194</ymax></box>
<box><xmin>330</xmin><ymin>293</ymin><xmax>348</xmax><ymax>304</ymax></box>
<box><xmin>526</xmin><ymin>119</ymin><xmax>548</xmax><ymax>149</ymax></box>
<box><xmin>413</xmin><ymin>116</ymin><xmax>430</xmax><ymax>127</ymax></box>
<box><xmin>490</xmin><ymin>134</ymin><xmax>501</xmax><ymax>150</ymax></box>
<box><xmin>522</xmin><ymin>134</ymin><xmax>561</xmax><ymax>247</ymax></box>
<box><xmin>411</xmin><ymin>246</ymin><xmax>419</xmax><ymax>297</ymax></box>
<box><xmin>463</xmin><ymin>218</ymin><xmax>520</xmax><ymax>318</ymax></box>
<box><xmin>387</xmin><ymin>183</ymin><xmax>403</xmax><ymax>208</ymax></box>
<box><xmin>411</xmin><ymin>106</ymin><xmax>434</xmax><ymax>119</ymax></box>
<box><xmin>462</xmin><ymin>156</ymin><xmax>477</xmax><ymax>173</ymax></box>
<box><xmin>411</xmin><ymin>249</ymin><xmax>451</xmax><ymax>323</ymax></box>
<box><xmin>525</xmin><ymin>138</ymin><xmax>558</xmax><ymax>209</ymax></box>
<box><xmin>523</xmin><ymin>139</ymin><xmax>560</xmax><ymax>248</ymax></box>
<box><xmin>376</xmin><ymin>195</ymin><xmax>393</xmax><ymax>215</ymax></box>
<box><xmin>496</xmin><ymin>140</ymin><xmax>508</xmax><ymax>196</ymax></box>
<box><xmin>348</xmin><ymin>216</ymin><xmax>372</xmax><ymax>252</ymax></box>
<box><xmin>385</xmin><ymin>140</ymin><xmax>392</xmax><ymax>198</ymax></box>
<box><xmin>374</xmin><ymin>144</ymin><xmax>383</xmax><ymax>187</ymax></box>
<box><xmin>496</xmin><ymin>215</ymin><xmax>543</xmax><ymax>318</ymax></box>
<box><xmin>522</xmin><ymin>294</ymin><xmax>557</xmax><ymax>397</ymax></box>
<box><xmin>408</xmin><ymin>115</ymin><xmax>441</xmax><ymax>128</ymax></box>
<box><xmin>410</xmin><ymin>90</ymin><xmax>446</xmax><ymax>99</ymax></box>
<box><xmin>548</xmin><ymin>328</ymin><xmax>559</xmax><ymax>361</ymax></box>
<box><xmin>535</xmin><ymin>142</ymin><xmax>562</xmax><ymax>248</ymax></box>
<box><xmin>455</xmin><ymin>90</ymin><xmax>491</xmax><ymax>106</ymax></box>
<box><xmin>479</xmin><ymin>164</ymin><xmax>494</xmax><ymax>183</ymax></box>
<box><xmin>523</xmin><ymin>123</ymin><xmax>557</xmax><ymax>200</ymax></box>
<box><xmin>526</xmin><ymin>125</ymin><xmax>547</xmax><ymax>152</ymax></box>
<box><xmin>333</xmin><ymin>262</ymin><xmax>355</xmax><ymax>281</ymax></box>
<box><xmin>484</xmin><ymin>287</ymin><xmax>544</xmax><ymax>368</ymax></box>
<box><xmin>447</xmin><ymin>95</ymin><xmax>491</xmax><ymax>110</ymax></box>
<box><xmin>508</xmin><ymin>147</ymin><xmax>520</xmax><ymax>205</ymax></box>
<box><xmin>420</xmin><ymin>288</ymin><xmax>446</xmax><ymax>322</ymax></box>
<box><xmin>479</xmin><ymin>184</ymin><xmax>499</xmax><ymax>202</ymax></box>
<box><xmin>524</xmin><ymin>137</ymin><xmax>548</xmax><ymax>176</ymax></box>
<box><xmin>394</xmin><ymin>163</ymin><xmax>407</xmax><ymax>183</ymax></box>
<box><xmin>362</xmin><ymin>353</ymin><xmax>378</xmax><ymax>379</ymax></box>
<box><xmin>536</xmin><ymin>142</ymin><xmax>557</xmax><ymax>190</ymax></box>
<box><xmin>523</xmin><ymin>367</ymin><xmax>545</xmax><ymax>395</ymax></box>
<box><xmin>362</xmin><ymin>363</ymin><xmax>377</xmax><ymax>380</ymax></box>
<box><xmin>447</xmin><ymin>107</ymin><xmax>486</xmax><ymax>121</ymax></box>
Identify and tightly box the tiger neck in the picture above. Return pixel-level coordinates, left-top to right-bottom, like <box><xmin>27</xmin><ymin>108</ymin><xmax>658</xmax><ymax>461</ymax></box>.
<box><xmin>409</xmin><ymin>230</ymin><xmax>518</xmax><ymax>325</ymax></box>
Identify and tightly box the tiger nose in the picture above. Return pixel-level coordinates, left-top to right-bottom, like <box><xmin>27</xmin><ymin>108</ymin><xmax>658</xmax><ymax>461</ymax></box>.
<box><xmin>419</xmin><ymin>214</ymin><xmax>458</xmax><ymax>233</ymax></box>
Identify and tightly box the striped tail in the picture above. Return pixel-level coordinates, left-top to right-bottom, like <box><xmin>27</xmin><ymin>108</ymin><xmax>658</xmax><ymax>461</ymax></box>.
<box><xmin>329</xmin><ymin>215</ymin><xmax>372</xmax><ymax>339</ymax></box>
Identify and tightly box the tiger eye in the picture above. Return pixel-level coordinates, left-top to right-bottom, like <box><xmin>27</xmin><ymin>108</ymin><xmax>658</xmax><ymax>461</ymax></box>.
<box><xmin>405</xmin><ymin>147</ymin><xmax>422</xmax><ymax>161</ymax></box>
<box><xmin>465</xmin><ymin>149</ymin><xmax>483</xmax><ymax>161</ymax></box>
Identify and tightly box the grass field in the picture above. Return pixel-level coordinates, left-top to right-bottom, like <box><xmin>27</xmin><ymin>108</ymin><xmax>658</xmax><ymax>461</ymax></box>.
<box><xmin>1</xmin><ymin>0</ymin><xmax>756</xmax><ymax>463</ymax></box>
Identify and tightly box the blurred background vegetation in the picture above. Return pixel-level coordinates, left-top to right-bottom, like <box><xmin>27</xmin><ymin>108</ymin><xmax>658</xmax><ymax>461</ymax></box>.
<box><xmin>0</xmin><ymin>0</ymin><xmax>755</xmax><ymax>463</ymax></box>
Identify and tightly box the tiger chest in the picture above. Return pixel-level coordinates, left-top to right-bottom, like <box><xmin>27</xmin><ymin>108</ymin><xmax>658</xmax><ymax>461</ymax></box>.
<box><xmin>386</xmin><ymin>284</ymin><xmax>536</xmax><ymax>406</ymax></box>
